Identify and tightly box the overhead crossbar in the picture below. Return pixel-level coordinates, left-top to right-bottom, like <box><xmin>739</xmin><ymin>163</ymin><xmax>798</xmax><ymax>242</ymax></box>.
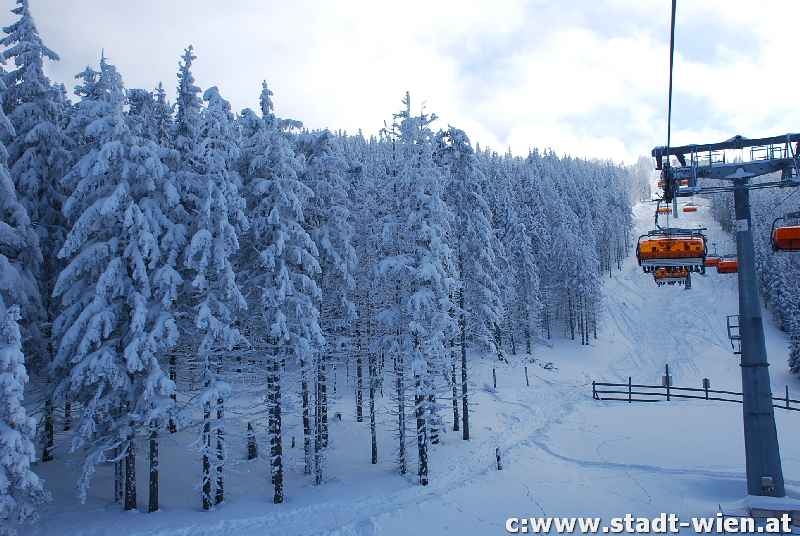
<box><xmin>653</xmin><ymin>133</ymin><xmax>800</xmax><ymax>159</ymax></box>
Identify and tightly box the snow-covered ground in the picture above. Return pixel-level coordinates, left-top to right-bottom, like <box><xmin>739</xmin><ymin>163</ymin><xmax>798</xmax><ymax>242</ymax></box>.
<box><xmin>23</xmin><ymin>199</ymin><xmax>800</xmax><ymax>535</ymax></box>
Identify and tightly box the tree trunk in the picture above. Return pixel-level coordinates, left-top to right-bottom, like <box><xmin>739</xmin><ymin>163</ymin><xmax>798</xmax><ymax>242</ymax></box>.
<box><xmin>395</xmin><ymin>352</ymin><xmax>406</xmax><ymax>475</ymax></box>
<box><xmin>494</xmin><ymin>322</ymin><xmax>505</xmax><ymax>362</ymax></box>
<box><xmin>202</xmin><ymin>399</ymin><xmax>211</xmax><ymax>510</ymax></box>
<box><xmin>369</xmin><ymin>351</ymin><xmax>377</xmax><ymax>464</ymax></box>
<box><xmin>319</xmin><ymin>355</ymin><xmax>328</xmax><ymax>449</ymax></box>
<box><xmin>269</xmin><ymin>354</ymin><xmax>284</xmax><ymax>504</ymax></box>
<box><xmin>64</xmin><ymin>400</ymin><xmax>71</xmax><ymax>431</ymax></box>
<box><xmin>525</xmin><ymin>323</ymin><xmax>532</xmax><ymax>355</ymax></box>
<box><xmin>544</xmin><ymin>302</ymin><xmax>551</xmax><ymax>340</ymax></box>
<box><xmin>42</xmin><ymin>398</ymin><xmax>54</xmax><ymax>462</ymax></box>
<box><xmin>314</xmin><ymin>359</ymin><xmax>323</xmax><ymax>485</ymax></box>
<box><xmin>428</xmin><ymin>392</ymin><xmax>439</xmax><ymax>445</ymax></box>
<box><xmin>215</xmin><ymin>394</ymin><xmax>224</xmax><ymax>505</ymax></box>
<box><xmin>114</xmin><ymin>445</ymin><xmax>123</xmax><ymax>503</ymax></box>
<box><xmin>460</xmin><ymin>291</ymin><xmax>470</xmax><ymax>441</ymax></box>
<box><xmin>301</xmin><ymin>361</ymin><xmax>311</xmax><ymax>475</ymax></box>
<box><xmin>583</xmin><ymin>297</ymin><xmax>589</xmax><ymax>345</ymax></box>
<box><xmin>247</xmin><ymin>422</ymin><xmax>257</xmax><ymax>460</ymax></box>
<box><xmin>568</xmin><ymin>295</ymin><xmax>575</xmax><ymax>341</ymax></box>
<box><xmin>451</xmin><ymin>350</ymin><xmax>459</xmax><ymax>432</ymax></box>
<box><xmin>168</xmin><ymin>354</ymin><xmax>177</xmax><ymax>433</ymax></box>
<box><xmin>148</xmin><ymin>426</ymin><xmax>158</xmax><ymax>513</ymax></box>
<box><xmin>124</xmin><ymin>435</ymin><xmax>137</xmax><ymax>511</ymax></box>
<box><xmin>356</xmin><ymin>356</ymin><xmax>363</xmax><ymax>422</ymax></box>
<box><xmin>415</xmin><ymin>376</ymin><xmax>428</xmax><ymax>486</ymax></box>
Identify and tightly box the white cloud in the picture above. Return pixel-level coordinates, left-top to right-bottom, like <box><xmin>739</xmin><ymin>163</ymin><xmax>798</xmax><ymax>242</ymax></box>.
<box><xmin>17</xmin><ymin>0</ymin><xmax>800</xmax><ymax>164</ymax></box>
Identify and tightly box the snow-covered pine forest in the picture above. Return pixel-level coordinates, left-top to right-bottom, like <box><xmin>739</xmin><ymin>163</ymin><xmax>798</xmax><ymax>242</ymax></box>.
<box><xmin>0</xmin><ymin>1</ymin><xmax>641</xmax><ymax>531</ymax></box>
<box><xmin>707</xmin><ymin>187</ymin><xmax>800</xmax><ymax>371</ymax></box>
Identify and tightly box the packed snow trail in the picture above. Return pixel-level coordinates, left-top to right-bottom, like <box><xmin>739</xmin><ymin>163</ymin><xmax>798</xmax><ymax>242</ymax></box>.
<box><xmin>25</xmin><ymin>198</ymin><xmax>800</xmax><ymax>535</ymax></box>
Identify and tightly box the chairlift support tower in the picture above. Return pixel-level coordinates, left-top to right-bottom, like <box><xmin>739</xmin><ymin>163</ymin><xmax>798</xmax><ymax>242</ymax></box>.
<box><xmin>652</xmin><ymin>133</ymin><xmax>800</xmax><ymax>498</ymax></box>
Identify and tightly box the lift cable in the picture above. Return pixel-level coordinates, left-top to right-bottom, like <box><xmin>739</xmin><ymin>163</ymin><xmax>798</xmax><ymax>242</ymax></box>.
<box><xmin>665</xmin><ymin>0</ymin><xmax>677</xmax><ymax>152</ymax></box>
<box><xmin>772</xmin><ymin>187</ymin><xmax>800</xmax><ymax>214</ymax></box>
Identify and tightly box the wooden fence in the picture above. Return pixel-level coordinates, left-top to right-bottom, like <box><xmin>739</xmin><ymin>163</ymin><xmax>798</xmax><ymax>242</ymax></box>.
<box><xmin>592</xmin><ymin>374</ymin><xmax>800</xmax><ymax>413</ymax></box>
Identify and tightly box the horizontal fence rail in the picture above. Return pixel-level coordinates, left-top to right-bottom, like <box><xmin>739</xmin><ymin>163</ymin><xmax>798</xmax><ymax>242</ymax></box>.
<box><xmin>592</xmin><ymin>377</ymin><xmax>800</xmax><ymax>413</ymax></box>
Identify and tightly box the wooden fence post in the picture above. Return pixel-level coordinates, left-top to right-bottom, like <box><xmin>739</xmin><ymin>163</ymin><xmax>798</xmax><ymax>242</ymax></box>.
<box><xmin>664</xmin><ymin>364</ymin><xmax>671</xmax><ymax>401</ymax></box>
<box><xmin>493</xmin><ymin>368</ymin><xmax>497</xmax><ymax>389</ymax></box>
<box><xmin>525</xmin><ymin>366</ymin><xmax>530</xmax><ymax>387</ymax></box>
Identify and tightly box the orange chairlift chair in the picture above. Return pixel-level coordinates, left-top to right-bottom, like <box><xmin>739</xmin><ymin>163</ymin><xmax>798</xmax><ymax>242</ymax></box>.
<box><xmin>716</xmin><ymin>256</ymin><xmax>738</xmax><ymax>274</ymax></box>
<box><xmin>653</xmin><ymin>266</ymin><xmax>690</xmax><ymax>286</ymax></box>
<box><xmin>772</xmin><ymin>211</ymin><xmax>800</xmax><ymax>252</ymax></box>
<box><xmin>636</xmin><ymin>229</ymin><xmax>707</xmax><ymax>274</ymax></box>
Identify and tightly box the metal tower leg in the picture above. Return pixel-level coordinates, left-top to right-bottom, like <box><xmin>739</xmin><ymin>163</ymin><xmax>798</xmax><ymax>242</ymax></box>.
<box><xmin>734</xmin><ymin>180</ymin><xmax>785</xmax><ymax>497</ymax></box>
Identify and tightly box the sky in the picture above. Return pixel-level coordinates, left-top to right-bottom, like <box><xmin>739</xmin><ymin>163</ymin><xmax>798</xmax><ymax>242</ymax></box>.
<box><xmin>14</xmin><ymin>0</ymin><xmax>800</xmax><ymax>164</ymax></box>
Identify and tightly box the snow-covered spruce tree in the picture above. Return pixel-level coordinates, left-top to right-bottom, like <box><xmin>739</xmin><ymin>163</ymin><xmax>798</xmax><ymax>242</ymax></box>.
<box><xmin>239</xmin><ymin>81</ymin><xmax>322</xmax><ymax>502</ymax></box>
<box><xmin>472</xmin><ymin>149</ymin><xmax>515</xmax><ymax>359</ymax></box>
<box><xmin>512</xmin><ymin>156</ymin><xmax>550</xmax><ymax>347</ymax></box>
<box><xmin>127</xmin><ymin>84</ymin><xmax>175</xmax><ymax>150</ymax></box>
<box><xmin>345</xmin><ymin>132</ymin><xmax>383</xmax><ymax>464</ymax></box>
<box><xmin>375</xmin><ymin>134</ymin><xmax>409</xmax><ymax>476</ymax></box>
<box><xmin>788</xmin><ymin>313</ymin><xmax>800</xmax><ymax>374</ymax></box>
<box><xmin>165</xmin><ymin>46</ymin><xmax>205</xmax><ymax>437</ymax></box>
<box><xmin>183</xmin><ymin>86</ymin><xmax>247</xmax><ymax>510</ymax></box>
<box><xmin>0</xmin><ymin>304</ymin><xmax>48</xmax><ymax>536</ymax></box>
<box><xmin>1</xmin><ymin>0</ymin><xmax>69</xmax><ymax>256</ymax></box>
<box><xmin>52</xmin><ymin>57</ymin><xmax>178</xmax><ymax>511</ymax></box>
<box><xmin>151</xmin><ymin>83</ymin><xmax>174</xmax><ymax>148</ymax></box>
<box><xmin>502</xmin><ymin>202</ymin><xmax>540</xmax><ymax>357</ymax></box>
<box><xmin>435</xmin><ymin>127</ymin><xmax>501</xmax><ymax>440</ymax></box>
<box><xmin>0</xmin><ymin>74</ymin><xmax>39</xmax><ymax>379</ymax></box>
<box><xmin>296</xmin><ymin>129</ymin><xmax>356</xmax><ymax>481</ymax></box>
<box><xmin>126</xmin><ymin>85</ymin><xmax>185</xmax><ymax>512</ymax></box>
<box><xmin>377</xmin><ymin>94</ymin><xmax>455</xmax><ymax>485</ymax></box>
<box><xmin>174</xmin><ymin>46</ymin><xmax>201</xmax><ymax>157</ymax></box>
<box><xmin>0</xmin><ymin>74</ymin><xmax>48</xmax><ymax>535</ymax></box>
<box><xmin>1</xmin><ymin>0</ymin><xmax>72</xmax><ymax>461</ymax></box>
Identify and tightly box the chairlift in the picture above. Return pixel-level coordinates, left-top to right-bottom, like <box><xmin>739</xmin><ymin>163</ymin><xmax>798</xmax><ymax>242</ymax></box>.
<box><xmin>653</xmin><ymin>266</ymin><xmax>689</xmax><ymax>286</ymax></box>
<box><xmin>636</xmin><ymin>229</ymin><xmax>707</xmax><ymax>274</ymax></box>
<box><xmin>771</xmin><ymin>211</ymin><xmax>800</xmax><ymax>252</ymax></box>
<box><xmin>657</xmin><ymin>206</ymin><xmax>672</xmax><ymax>214</ymax></box>
<box><xmin>717</xmin><ymin>256</ymin><xmax>738</xmax><ymax>274</ymax></box>
<box><xmin>682</xmin><ymin>204</ymin><xmax>698</xmax><ymax>213</ymax></box>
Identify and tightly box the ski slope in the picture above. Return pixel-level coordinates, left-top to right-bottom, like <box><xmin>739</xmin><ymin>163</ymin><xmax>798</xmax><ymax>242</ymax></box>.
<box><xmin>23</xmin><ymin>199</ymin><xmax>800</xmax><ymax>535</ymax></box>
